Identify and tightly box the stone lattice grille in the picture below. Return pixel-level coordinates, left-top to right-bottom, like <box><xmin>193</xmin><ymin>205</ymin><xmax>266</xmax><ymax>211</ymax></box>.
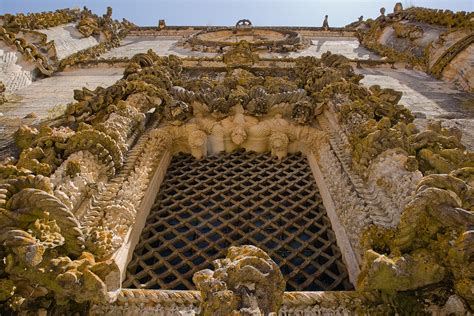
<box><xmin>124</xmin><ymin>150</ymin><xmax>353</xmax><ymax>291</ymax></box>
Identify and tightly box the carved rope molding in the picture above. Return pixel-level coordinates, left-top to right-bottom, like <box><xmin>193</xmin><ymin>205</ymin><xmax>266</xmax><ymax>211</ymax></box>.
<box><xmin>429</xmin><ymin>33</ymin><xmax>474</xmax><ymax>78</ymax></box>
<box><xmin>90</xmin><ymin>289</ymin><xmax>389</xmax><ymax>315</ymax></box>
<box><xmin>0</xmin><ymin>26</ymin><xmax>55</xmax><ymax>76</ymax></box>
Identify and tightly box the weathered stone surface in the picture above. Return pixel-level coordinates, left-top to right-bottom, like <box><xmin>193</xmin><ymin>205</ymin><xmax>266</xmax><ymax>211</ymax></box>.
<box><xmin>0</xmin><ymin>68</ymin><xmax>123</xmax><ymax>161</ymax></box>
<box><xmin>442</xmin><ymin>44</ymin><xmax>474</xmax><ymax>92</ymax></box>
<box><xmin>38</xmin><ymin>23</ymin><xmax>99</xmax><ymax>60</ymax></box>
<box><xmin>0</xmin><ymin>46</ymin><xmax>34</xmax><ymax>93</ymax></box>
<box><xmin>0</xmin><ymin>6</ymin><xmax>472</xmax><ymax>313</ymax></box>
<box><xmin>358</xmin><ymin>68</ymin><xmax>474</xmax><ymax>149</ymax></box>
<box><xmin>101</xmin><ymin>36</ymin><xmax>218</xmax><ymax>58</ymax></box>
<box><xmin>1</xmin><ymin>67</ymin><xmax>123</xmax><ymax>119</ymax></box>
<box><xmin>193</xmin><ymin>245</ymin><xmax>285</xmax><ymax>316</ymax></box>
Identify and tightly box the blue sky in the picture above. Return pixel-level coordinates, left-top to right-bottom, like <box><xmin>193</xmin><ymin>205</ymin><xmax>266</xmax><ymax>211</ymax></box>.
<box><xmin>1</xmin><ymin>0</ymin><xmax>472</xmax><ymax>27</ymax></box>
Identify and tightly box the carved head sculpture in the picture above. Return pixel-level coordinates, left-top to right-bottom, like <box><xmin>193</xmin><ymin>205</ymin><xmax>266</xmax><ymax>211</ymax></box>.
<box><xmin>292</xmin><ymin>100</ymin><xmax>314</xmax><ymax>124</ymax></box>
<box><xmin>231</xmin><ymin>126</ymin><xmax>248</xmax><ymax>145</ymax></box>
<box><xmin>380</xmin><ymin>7</ymin><xmax>386</xmax><ymax>16</ymax></box>
<box><xmin>193</xmin><ymin>245</ymin><xmax>285</xmax><ymax>316</ymax></box>
<box><xmin>245</xmin><ymin>98</ymin><xmax>267</xmax><ymax>116</ymax></box>
<box><xmin>164</xmin><ymin>100</ymin><xmax>193</xmax><ymax>125</ymax></box>
<box><xmin>270</xmin><ymin>131</ymin><xmax>290</xmax><ymax>160</ymax></box>
<box><xmin>188</xmin><ymin>130</ymin><xmax>207</xmax><ymax>159</ymax></box>
<box><xmin>394</xmin><ymin>2</ymin><xmax>403</xmax><ymax>14</ymax></box>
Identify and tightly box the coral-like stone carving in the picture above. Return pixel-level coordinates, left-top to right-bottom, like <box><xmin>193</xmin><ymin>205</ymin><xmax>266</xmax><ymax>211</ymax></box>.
<box><xmin>0</xmin><ymin>175</ymin><xmax>119</xmax><ymax>310</ymax></box>
<box><xmin>0</xmin><ymin>7</ymin><xmax>132</xmax><ymax>76</ymax></box>
<box><xmin>1</xmin><ymin>30</ymin><xmax>472</xmax><ymax>314</ymax></box>
<box><xmin>0</xmin><ymin>25</ymin><xmax>56</xmax><ymax>76</ymax></box>
<box><xmin>359</xmin><ymin>167</ymin><xmax>474</xmax><ymax>309</ymax></box>
<box><xmin>392</xmin><ymin>23</ymin><xmax>424</xmax><ymax>40</ymax></box>
<box><xmin>223</xmin><ymin>40</ymin><xmax>260</xmax><ymax>66</ymax></box>
<box><xmin>182</xmin><ymin>25</ymin><xmax>307</xmax><ymax>54</ymax></box>
<box><xmin>0</xmin><ymin>9</ymin><xmax>79</xmax><ymax>30</ymax></box>
<box><xmin>77</xmin><ymin>8</ymin><xmax>100</xmax><ymax>37</ymax></box>
<box><xmin>193</xmin><ymin>245</ymin><xmax>285</xmax><ymax>316</ymax></box>
<box><xmin>0</xmin><ymin>81</ymin><xmax>6</xmax><ymax>105</ymax></box>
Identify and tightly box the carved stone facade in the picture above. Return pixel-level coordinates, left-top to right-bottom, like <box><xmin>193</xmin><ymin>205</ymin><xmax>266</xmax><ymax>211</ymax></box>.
<box><xmin>0</xmin><ymin>5</ymin><xmax>473</xmax><ymax>315</ymax></box>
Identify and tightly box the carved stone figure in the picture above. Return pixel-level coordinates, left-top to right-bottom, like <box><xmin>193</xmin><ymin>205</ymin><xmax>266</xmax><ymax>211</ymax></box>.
<box><xmin>322</xmin><ymin>15</ymin><xmax>329</xmax><ymax>30</ymax></box>
<box><xmin>193</xmin><ymin>245</ymin><xmax>285</xmax><ymax>316</ymax></box>
<box><xmin>394</xmin><ymin>2</ymin><xmax>403</xmax><ymax>14</ymax></box>
<box><xmin>158</xmin><ymin>19</ymin><xmax>166</xmax><ymax>29</ymax></box>
<box><xmin>164</xmin><ymin>100</ymin><xmax>194</xmax><ymax>125</ymax></box>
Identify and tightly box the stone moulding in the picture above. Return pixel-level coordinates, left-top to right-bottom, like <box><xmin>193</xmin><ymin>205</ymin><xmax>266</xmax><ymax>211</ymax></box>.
<box><xmin>0</xmin><ymin>9</ymin><xmax>80</xmax><ymax>30</ymax></box>
<box><xmin>429</xmin><ymin>33</ymin><xmax>474</xmax><ymax>78</ymax></box>
<box><xmin>90</xmin><ymin>289</ymin><xmax>390</xmax><ymax>315</ymax></box>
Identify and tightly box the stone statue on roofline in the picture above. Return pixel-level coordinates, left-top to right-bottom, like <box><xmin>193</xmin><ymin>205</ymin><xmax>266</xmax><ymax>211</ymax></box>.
<box><xmin>394</xmin><ymin>2</ymin><xmax>403</xmax><ymax>14</ymax></box>
<box><xmin>322</xmin><ymin>15</ymin><xmax>329</xmax><ymax>30</ymax></box>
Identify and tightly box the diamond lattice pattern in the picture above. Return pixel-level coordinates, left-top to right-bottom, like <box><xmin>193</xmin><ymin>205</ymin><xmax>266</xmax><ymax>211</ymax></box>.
<box><xmin>124</xmin><ymin>150</ymin><xmax>353</xmax><ymax>291</ymax></box>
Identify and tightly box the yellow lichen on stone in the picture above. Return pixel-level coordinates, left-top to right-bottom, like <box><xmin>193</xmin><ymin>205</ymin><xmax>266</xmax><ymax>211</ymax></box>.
<box><xmin>193</xmin><ymin>245</ymin><xmax>286</xmax><ymax>316</ymax></box>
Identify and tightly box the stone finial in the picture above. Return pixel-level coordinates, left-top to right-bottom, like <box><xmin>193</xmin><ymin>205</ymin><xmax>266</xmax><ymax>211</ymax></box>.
<box><xmin>322</xmin><ymin>15</ymin><xmax>329</xmax><ymax>30</ymax></box>
<box><xmin>104</xmin><ymin>6</ymin><xmax>112</xmax><ymax>18</ymax></box>
<box><xmin>158</xmin><ymin>19</ymin><xmax>166</xmax><ymax>29</ymax></box>
<box><xmin>236</xmin><ymin>19</ymin><xmax>252</xmax><ymax>28</ymax></box>
<box><xmin>380</xmin><ymin>7</ymin><xmax>386</xmax><ymax>16</ymax></box>
<box><xmin>394</xmin><ymin>2</ymin><xmax>403</xmax><ymax>14</ymax></box>
<box><xmin>193</xmin><ymin>245</ymin><xmax>286</xmax><ymax>316</ymax></box>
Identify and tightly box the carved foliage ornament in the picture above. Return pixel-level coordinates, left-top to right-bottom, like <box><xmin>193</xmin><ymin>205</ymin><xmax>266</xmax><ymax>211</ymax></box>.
<box><xmin>193</xmin><ymin>245</ymin><xmax>285</xmax><ymax>316</ymax></box>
